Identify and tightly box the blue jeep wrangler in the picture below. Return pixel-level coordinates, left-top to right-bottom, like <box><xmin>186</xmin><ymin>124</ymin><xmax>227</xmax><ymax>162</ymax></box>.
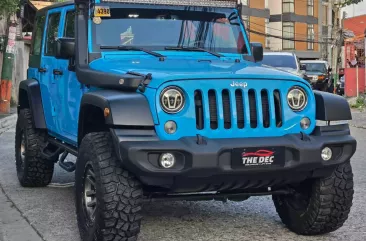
<box><xmin>16</xmin><ymin>0</ymin><xmax>356</xmax><ymax>240</ymax></box>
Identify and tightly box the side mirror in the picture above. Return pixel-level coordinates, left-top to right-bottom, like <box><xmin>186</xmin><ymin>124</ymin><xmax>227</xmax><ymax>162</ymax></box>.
<box><xmin>55</xmin><ymin>37</ymin><xmax>75</xmax><ymax>59</ymax></box>
<box><xmin>300</xmin><ymin>64</ymin><xmax>306</xmax><ymax>71</ymax></box>
<box><xmin>250</xmin><ymin>43</ymin><xmax>263</xmax><ymax>63</ymax></box>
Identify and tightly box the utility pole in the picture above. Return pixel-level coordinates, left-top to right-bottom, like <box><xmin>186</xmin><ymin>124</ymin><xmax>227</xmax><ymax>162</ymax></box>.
<box><xmin>331</xmin><ymin>2</ymin><xmax>345</xmax><ymax>93</ymax></box>
<box><xmin>0</xmin><ymin>16</ymin><xmax>16</xmax><ymax>114</ymax></box>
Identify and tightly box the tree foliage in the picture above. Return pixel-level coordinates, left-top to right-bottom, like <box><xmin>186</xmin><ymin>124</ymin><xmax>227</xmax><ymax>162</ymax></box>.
<box><xmin>340</xmin><ymin>0</ymin><xmax>364</xmax><ymax>7</ymax></box>
<box><xmin>0</xmin><ymin>0</ymin><xmax>19</xmax><ymax>18</ymax></box>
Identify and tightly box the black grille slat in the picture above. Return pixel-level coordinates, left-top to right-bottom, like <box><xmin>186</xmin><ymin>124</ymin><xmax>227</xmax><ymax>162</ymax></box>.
<box><xmin>248</xmin><ymin>89</ymin><xmax>257</xmax><ymax>128</ymax></box>
<box><xmin>194</xmin><ymin>90</ymin><xmax>204</xmax><ymax>130</ymax></box>
<box><xmin>273</xmin><ymin>90</ymin><xmax>283</xmax><ymax>127</ymax></box>
<box><xmin>208</xmin><ymin>90</ymin><xmax>218</xmax><ymax>129</ymax></box>
<box><xmin>196</xmin><ymin>87</ymin><xmax>283</xmax><ymax>130</ymax></box>
<box><xmin>222</xmin><ymin>90</ymin><xmax>231</xmax><ymax>129</ymax></box>
<box><xmin>235</xmin><ymin>90</ymin><xmax>244</xmax><ymax>129</ymax></box>
<box><xmin>261</xmin><ymin>90</ymin><xmax>270</xmax><ymax>128</ymax></box>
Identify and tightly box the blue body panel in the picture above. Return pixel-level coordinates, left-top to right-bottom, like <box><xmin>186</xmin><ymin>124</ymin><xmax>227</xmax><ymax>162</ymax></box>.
<box><xmin>34</xmin><ymin>2</ymin><xmax>316</xmax><ymax>147</ymax></box>
<box><xmin>36</xmin><ymin>5</ymin><xmax>82</xmax><ymax>145</ymax></box>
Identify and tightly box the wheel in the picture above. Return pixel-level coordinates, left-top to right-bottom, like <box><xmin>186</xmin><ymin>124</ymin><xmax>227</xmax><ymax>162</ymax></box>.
<box><xmin>273</xmin><ymin>161</ymin><xmax>354</xmax><ymax>235</ymax></box>
<box><xmin>75</xmin><ymin>132</ymin><xmax>143</xmax><ymax>241</ymax></box>
<box><xmin>15</xmin><ymin>109</ymin><xmax>54</xmax><ymax>187</ymax></box>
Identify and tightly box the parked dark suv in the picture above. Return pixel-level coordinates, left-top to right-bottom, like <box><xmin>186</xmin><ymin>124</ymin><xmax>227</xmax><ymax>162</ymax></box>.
<box><xmin>301</xmin><ymin>60</ymin><xmax>333</xmax><ymax>92</ymax></box>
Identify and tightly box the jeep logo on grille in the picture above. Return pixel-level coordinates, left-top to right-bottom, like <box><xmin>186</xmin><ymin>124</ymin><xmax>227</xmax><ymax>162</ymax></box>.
<box><xmin>230</xmin><ymin>81</ymin><xmax>248</xmax><ymax>88</ymax></box>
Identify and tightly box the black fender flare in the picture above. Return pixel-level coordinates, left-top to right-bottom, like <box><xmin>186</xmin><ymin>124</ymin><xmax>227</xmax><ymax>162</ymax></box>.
<box><xmin>18</xmin><ymin>79</ymin><xmax>46</xmax><ymax>129</ymax></box>
<box><xmin>78</xmin><ymin>90</ymin><xmax>155</xmax><ymax>144</ymax></box>
<box><xmin>314</xmin><ymin>90</ymin><xmax>352</xmax><ymax>121</ymax></box>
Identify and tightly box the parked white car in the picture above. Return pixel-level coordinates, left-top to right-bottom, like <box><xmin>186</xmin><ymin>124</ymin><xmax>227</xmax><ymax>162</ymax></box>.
<box><xmin>260</xmin><ymin>52</ymin><xmax>308</xmax><ymax>80</ymax></box>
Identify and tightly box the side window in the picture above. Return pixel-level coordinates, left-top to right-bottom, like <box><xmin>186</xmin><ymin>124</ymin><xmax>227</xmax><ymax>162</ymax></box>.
<box><xmin>45</xmin><ymin>12</ymin><xmax>61</xmax><ymax>55</ymax></box>
<box><xmin>64</xmin><ymin>11</ymin><xmax>75</xmax><ymax>38</ymax></box>
<box><xmin>31</xmin><ymin>15</ymin><xmax>46</xmax><ymax>55</ymax></box>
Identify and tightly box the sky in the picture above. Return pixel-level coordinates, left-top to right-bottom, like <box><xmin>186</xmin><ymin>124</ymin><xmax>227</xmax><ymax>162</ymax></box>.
<box><xmin>342</xmin><ymin>1</ymin><xmax>366</xmax><ymax>18</ymax></box>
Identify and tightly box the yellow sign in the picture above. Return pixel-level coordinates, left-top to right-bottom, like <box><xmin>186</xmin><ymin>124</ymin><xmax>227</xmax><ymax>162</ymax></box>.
<box><xmin>94</xmin><ymin>6</ymin><xmax>111</xmax><ymax>17</ymax></box>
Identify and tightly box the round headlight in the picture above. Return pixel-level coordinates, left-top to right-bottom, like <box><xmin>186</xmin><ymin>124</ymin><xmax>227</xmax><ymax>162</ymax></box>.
<box><xmin>160</xmin><ymin>86</ymin><xmax>185</xmax><ymax>114</ymax></box>
<box><xmin>287</xmin><ymin>87</ymin><xmax>308</xmax><ymax>112</ymax></box>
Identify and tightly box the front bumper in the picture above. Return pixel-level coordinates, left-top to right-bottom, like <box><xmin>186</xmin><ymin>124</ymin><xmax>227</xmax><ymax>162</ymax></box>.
<box><xmin>111</xmin><ymin>125</ymin><xmax>356</xmax><ymax>192</ymax></box>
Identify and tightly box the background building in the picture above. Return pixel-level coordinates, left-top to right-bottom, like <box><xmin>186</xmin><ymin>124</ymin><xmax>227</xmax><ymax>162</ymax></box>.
<box><xmin>241</xmin><ymin>0</ymin><xmax>339</xmax><ymax>61</ymax></box>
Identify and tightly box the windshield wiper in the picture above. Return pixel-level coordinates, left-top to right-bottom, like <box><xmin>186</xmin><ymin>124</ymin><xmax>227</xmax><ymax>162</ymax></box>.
<box><xmin>165</xmin><ymin>46</ymin><xmax>223</xmax><ymax>58</ymax></box>
<box><xmin>100</xmin><ymin>45</ymin><xmax>165</xmax><ymax>58</ymax></box>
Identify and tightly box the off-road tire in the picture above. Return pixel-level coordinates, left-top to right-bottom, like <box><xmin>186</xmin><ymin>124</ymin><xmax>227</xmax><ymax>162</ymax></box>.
<box><xmin>75</xmin><ymin>132</ymin><xmax>143</xmax><ymax>241</ymax></box>
<box><xmin>15</xmin><ymin>109</ymin><xmax>54</xmax><ymax>187</ymax></box>
<box><xmin>273</xmin><ymin>161</ymin><xmax>354</xmax><ymax>235</ymax></box>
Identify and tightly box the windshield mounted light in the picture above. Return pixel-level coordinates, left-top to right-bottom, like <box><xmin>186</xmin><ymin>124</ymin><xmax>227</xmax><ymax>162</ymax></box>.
<box><xmin>101</xmin><ymin>0</ymin><xmax>238</xmax><ymax>8</ymax></box>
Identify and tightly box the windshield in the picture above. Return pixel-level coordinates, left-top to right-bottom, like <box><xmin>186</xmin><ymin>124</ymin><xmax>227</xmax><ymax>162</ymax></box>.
<box><xmin>91</xmin><ymin>5</ymin><xmax>247</xmax><ymax>54</ymax></box>
<box><xmin>302</xmin><ymin>63</ymin><xmax>327</xmax><ymax>73</ymax></box>
<box><xmin>260</xmin><ymin>55</ymin><xmax>297</xmax><ymax>69</ymax></box>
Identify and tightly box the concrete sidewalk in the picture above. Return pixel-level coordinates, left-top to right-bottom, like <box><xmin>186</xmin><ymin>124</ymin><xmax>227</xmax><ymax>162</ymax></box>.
<box><xmin>0</xmin><ymin>185</ymin><xmax>43</xmax><ymax>241</ymax></box>
<box><xmin>0</xmin><ymin>108</ymin><xmax>17</xmax><ymax>135</ymax></box>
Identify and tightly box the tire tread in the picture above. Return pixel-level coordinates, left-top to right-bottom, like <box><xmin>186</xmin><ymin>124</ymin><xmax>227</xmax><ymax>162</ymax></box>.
<box><xmin>273</xmin><ymin>162</ymin><xmax>354</xmax><ymax>235</ymax></box>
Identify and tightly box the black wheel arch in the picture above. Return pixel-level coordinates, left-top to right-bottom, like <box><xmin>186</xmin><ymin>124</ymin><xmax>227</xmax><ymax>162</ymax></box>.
<box><xmin>314</xmin><ymin>90</ymin><xmax>352</xmax><ymax>121</ymax></box>
<box><xmin>78</xmin><ymin>90</ymin><xmax>155</xmax><ymax>145</ymax></box>
<box><xmin>18</xmin><ymin>79</ymin><xmax>47</xmax><ymax>129</ymax></box>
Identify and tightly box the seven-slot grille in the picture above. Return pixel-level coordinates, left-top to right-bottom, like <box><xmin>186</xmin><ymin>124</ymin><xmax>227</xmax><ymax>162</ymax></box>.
<box><xmin>194</xmin><ymin>88</ymin><xmax>283</xmax><ymax>130</ymax></box>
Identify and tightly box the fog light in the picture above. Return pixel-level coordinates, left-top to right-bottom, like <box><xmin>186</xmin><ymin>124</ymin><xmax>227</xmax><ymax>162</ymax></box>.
<box><xmin>300</xmin><ymin>117</ymin><xmax>311</xmax><ymax>130</ymax></box>
<box><xmin>164</xmin><ymin>121</ymin><xmax>177</xmax><ymax>134</ymax></box>
<box><xmin>321</xmin><ymin>147</ymin><xmax>332</xmax><ymax>161</ymax></box>
<box><xmin>159</xmin><ymin>153</ymin><xmax>175</xmax><ymax>168</ymax></box>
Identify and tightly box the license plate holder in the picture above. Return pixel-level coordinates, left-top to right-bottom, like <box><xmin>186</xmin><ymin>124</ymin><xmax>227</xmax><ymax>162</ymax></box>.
<box><xmin>231</xmin><ymin>147</ymin><xmax>285</xmax><ymax>168</ymax></box>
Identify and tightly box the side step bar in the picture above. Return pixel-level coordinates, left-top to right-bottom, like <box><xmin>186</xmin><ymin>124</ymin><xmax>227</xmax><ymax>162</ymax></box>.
<box><xmin>42</xmin><ymin>137</ymin><xmax>78</xmax><ymax>172</ymax></box>
<box><xmin>48</xmin><ymin>137</ymin><xmax>78</xmax><ymax>156</ymax></box>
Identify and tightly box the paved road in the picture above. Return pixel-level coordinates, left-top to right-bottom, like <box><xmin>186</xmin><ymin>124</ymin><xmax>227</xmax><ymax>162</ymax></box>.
<box><xmin>0</xmin><ymin>127</ymin><xmax>365</xmax><ymax>241</ymax></box>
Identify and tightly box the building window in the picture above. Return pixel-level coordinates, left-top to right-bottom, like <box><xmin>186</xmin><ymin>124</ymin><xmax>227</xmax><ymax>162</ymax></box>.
<box><xmin>283</xmin><ymin>0</ymin><xmax>294</xmax><ymax>13</ymax></box>
<box><xmin>322</xmin><ymin>4</ymin><xmax>328</xmax><ymax>26</ymax></box>
<box><xmin>242</xmin><ymin>0</ymin><xmax>249</xmax><ymax>6</ymax></box>
<box><xmin>283</xmin><ymin>22</ymin><xmax>294</xmax><ymax>50</ymax></box>
<box><xmin>307</xmin><ymin>24</ymin><xmax>315</xmax><ymax>50</ymax></box>
<box><xmin>308</xmin><ymin>0</ymin><xmax>314</xmax><ymax>16</ymax></box>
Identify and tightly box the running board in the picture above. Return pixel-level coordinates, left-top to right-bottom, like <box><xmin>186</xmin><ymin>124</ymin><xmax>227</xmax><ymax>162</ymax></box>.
<box><xmin>46</xmin><ymin>137</ymin><xmax>78</xmax><ymax>172</ymax></box>
<box><xmin>47</xmin><ymin>137</ymin><xmax>78</xmax><ymax>156</ymax></box>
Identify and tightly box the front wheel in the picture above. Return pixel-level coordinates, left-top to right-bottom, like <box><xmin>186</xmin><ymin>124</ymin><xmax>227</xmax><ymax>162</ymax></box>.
<box><xmin>75</xmin><ymin>132</ymin><xmax>143</xmax><ymax>241</ymax></box>
<box><xmin>273</xmin><ymin>161</ymin><xmax>354</xmax><ymax>235</ymax></box>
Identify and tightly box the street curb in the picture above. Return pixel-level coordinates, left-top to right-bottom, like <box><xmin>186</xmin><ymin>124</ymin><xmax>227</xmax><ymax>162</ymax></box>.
<box><xmin>0</xmin><ymin>114</ymin><xmax>17</xmax><ymax>135</ymax></box>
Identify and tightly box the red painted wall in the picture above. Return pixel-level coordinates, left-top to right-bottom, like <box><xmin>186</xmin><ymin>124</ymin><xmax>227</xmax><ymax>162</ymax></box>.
<box><xmin>345</xmin><ymin>68</ymin><xmax>366</xmax><ymax>97</ymax></box>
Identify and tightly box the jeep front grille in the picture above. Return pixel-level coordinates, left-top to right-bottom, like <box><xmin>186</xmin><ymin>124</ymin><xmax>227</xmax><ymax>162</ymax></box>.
<box><xmin>194</xmin><ymin>88</ymin><xmax>283</xmax><ymax>130</ymax></box>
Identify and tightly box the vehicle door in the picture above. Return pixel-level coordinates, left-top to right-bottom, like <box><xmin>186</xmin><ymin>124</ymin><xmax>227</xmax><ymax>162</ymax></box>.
<box><xmin>56</xmin><ymin>6</ymin><xmax>84</xmax><ymax>145</ymax></box>
<box><xmin>39</xmin><ymin>8</ymin><xmax>63</xmax><ymax>134</ymax></box>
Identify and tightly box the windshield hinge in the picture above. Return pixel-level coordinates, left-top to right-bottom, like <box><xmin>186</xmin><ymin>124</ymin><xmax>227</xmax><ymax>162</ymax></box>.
<box><xmin>127</xmin><ymin>71</ymin><xmax>152</xmax><ymax>93</ymax></box>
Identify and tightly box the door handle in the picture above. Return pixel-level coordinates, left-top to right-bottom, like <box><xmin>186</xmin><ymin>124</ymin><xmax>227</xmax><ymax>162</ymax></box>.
<box><xmin>38</xmin><ymin>67</ymin><xmax>47</xmax><ymax>73</ymax></box>
<box><xmin>53</xmin><ymin>69</ymin><xmax>63</xmax><ymax>76</ymax></box>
